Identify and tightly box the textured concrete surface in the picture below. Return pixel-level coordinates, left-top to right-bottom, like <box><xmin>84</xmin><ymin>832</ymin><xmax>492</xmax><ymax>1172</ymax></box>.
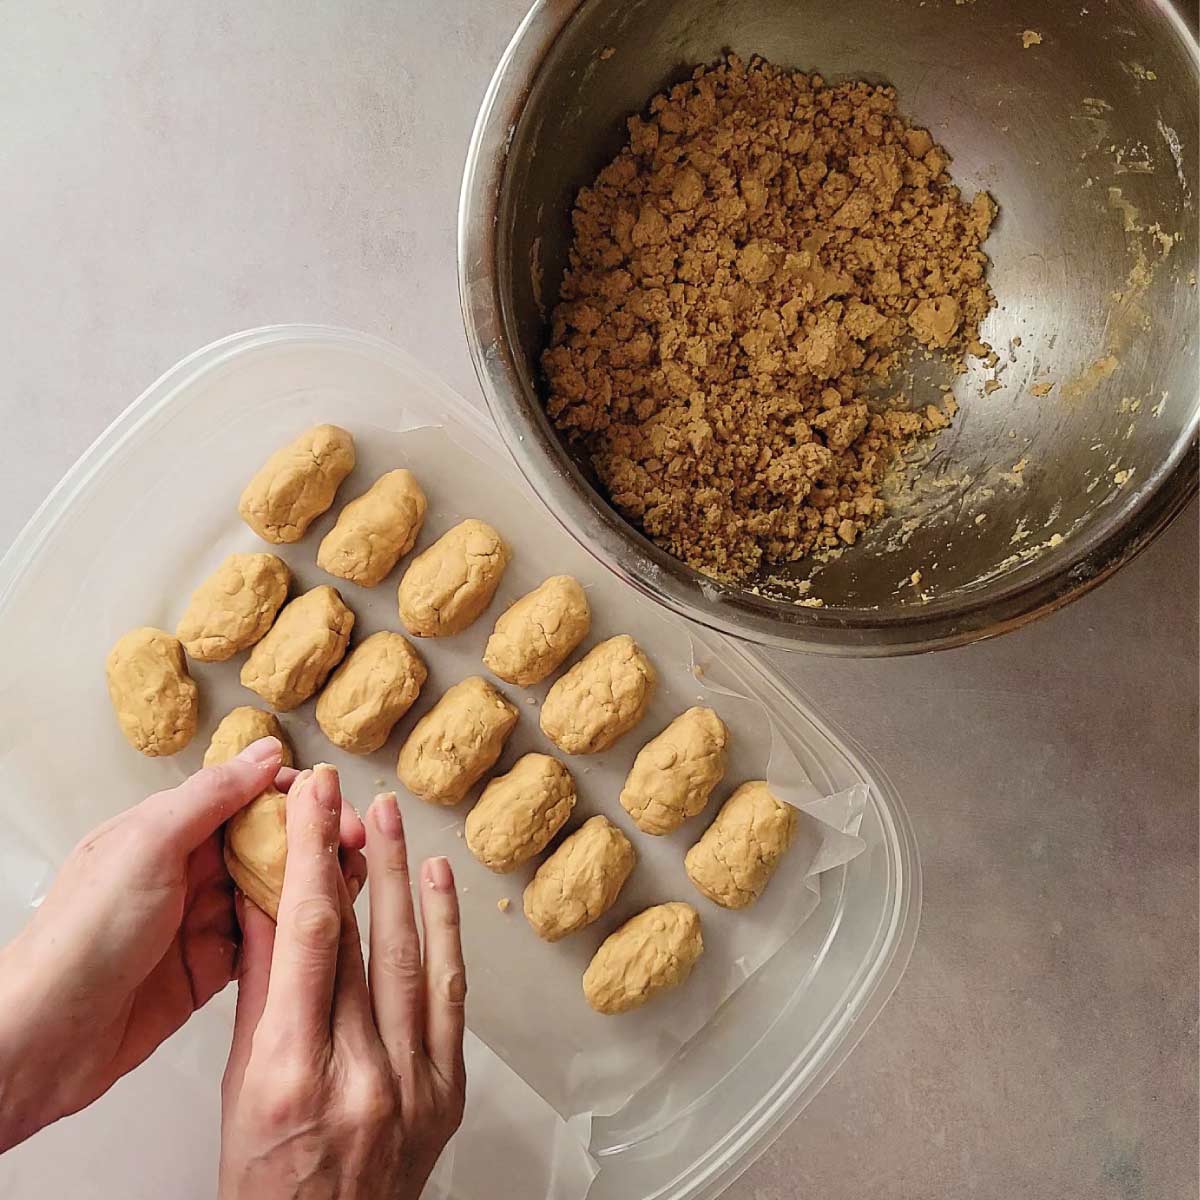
<box><xmin>1</xmin><ymin>3</ymin><xmax>1196</xmax><ymax>1198</ymax></box>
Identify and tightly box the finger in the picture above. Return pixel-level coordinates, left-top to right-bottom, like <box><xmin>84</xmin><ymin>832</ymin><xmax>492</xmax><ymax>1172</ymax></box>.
<box><xmin>140</xmin><ymin>738</ymin><xmax>283</xmax><ymax>854</ymax></box>
<box><xmin>277</xmin><ymin>764</ymin><xmax>365</xmax><ymax>851</ymax></box>
<box><xmin>223</xmin><ymin>894</ymin><xmax>276</xmax><ymax>1101</ymax></box>
<box><xmin>262</xmin><ymin>765</ymin><xmax>344</xmax><ymax>1043</ymax></box>
<box><xmin>366</xmin><ymin>794</ymin><xmax>424</xmax><ymax>1067</ymax></box>
<box><xmin>342</xmin><ymin>847</ymin><xmax>368</xmax><ymax>903</ymax></box>
<box><xmin>274</xmin><ymin>766</ymin><xmax>300</xmax><ymax>792</ymax></box>
<box><xmin>339</xmin><ymin>796</ymin><xmax>367</xmax><ymax>852</ymax></box>
<box><xmin>184</xmin><ymin>834</ymin><xmax>229</xmax><ymax>899</ymax></box>
<box><xmin>330</xmin><ymin>867</ymin><xmax>377</xmax><ymax>1049</ymax></box>
<box><xmin>182</xmin><ymin>871</ymin><xmax>237</xmax><ymax>939</ymax></box>
<box><xmin>420</xmin><ymin>856</ymin><xmax>466</xmax><ymax>1093</ymax></box>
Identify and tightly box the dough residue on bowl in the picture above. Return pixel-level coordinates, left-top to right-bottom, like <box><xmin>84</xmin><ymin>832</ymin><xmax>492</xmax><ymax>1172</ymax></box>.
<box><xmin>543</xmin><ymin>54</ymin><xmax>998</xmax><ymax>581</ymax></box>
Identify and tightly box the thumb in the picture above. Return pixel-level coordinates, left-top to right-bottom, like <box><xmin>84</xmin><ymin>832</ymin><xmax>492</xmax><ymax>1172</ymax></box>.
<box><xmin>140</xmin><ymin>738</ymin><xmax>283</xmax><ymax>855</ymax></box>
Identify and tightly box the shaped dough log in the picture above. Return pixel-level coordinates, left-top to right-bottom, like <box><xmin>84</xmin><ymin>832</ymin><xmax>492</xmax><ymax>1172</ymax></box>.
<box><xmin>398</xmin><ymin>519</ymin><xmax>510</xmax><ymax>637</ymax></box>
<box><xmin>176</xmin><ymin>552</ymin><xmax>290</xmax><ymax>662</ymax></box>
<box><xmin>684</xmin><ymin>781</ymin><xmax>797</xmax><ymax>909</ymax></box>
<box><xmin>582</xmin><ymin>902</ymin><xmax>703</xmax><ymax>1015</ymax></box>
<box><xmin>240</xmin><ymin>586</ymin><xmax>355</xmax><ymax>711</ymax></box>
<box><xmin>316</xmin><ymin>631</ymin><xmax>427</xmax><ymax>754</ymax></box>
<box><xmin>523</xmin><ymin>815</ymin><xmax>635</xmax><ymax>941</ymax></box>
<box><xmin>465</xmin><ymin>753</ymin><xmax>576</xmax><ymax>873</ymax></box>
<box><xmin>105</xmin><ymin>627</ymin><xmax>198</xmax><ymax>756</ymax></box>
<box><xmin>317</xmin><ymin>469</ymin><xmax>427</xmax><ymax>587</ymax></box>
<box><xmin>397</xmin><ymin>676</ymin><xmax>518</xmax><ymax>805</ymax></box>
<box><xmin>238</xmin><ymin>424</ymin><xmax>356</xmax><ymax>544</ymax></box>
<box><xmin>483</xmin><ymin>574</ymin><xmax>591</xmax><ymax>686</ymax></box>
<box><xmin>540</xmin><ymin>635</ymin><xmax>655</xmax><ymax>754</ymax></box>
<box><xmin>619</xmin><ymin>707</ymin><xmax>729</xmax><ymax>835</ymax></box>
<box><xmin>205</xmin><ymin>707</ymin><xmax>295</xmax><ymax>768</ymax></box>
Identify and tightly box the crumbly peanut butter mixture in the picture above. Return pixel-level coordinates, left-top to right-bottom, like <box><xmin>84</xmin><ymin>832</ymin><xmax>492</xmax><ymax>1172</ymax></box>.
<box><xmin>543</xmin><ymin>55</ymin><xmax>997</xmax><ymax>581</ymax></box>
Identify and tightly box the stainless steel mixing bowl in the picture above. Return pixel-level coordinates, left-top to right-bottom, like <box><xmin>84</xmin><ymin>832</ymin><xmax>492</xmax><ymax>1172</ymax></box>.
<box><xmin>459</xmin><ymin>0</ymin><xmax>1198</xmax><ymax>654</ymax></box>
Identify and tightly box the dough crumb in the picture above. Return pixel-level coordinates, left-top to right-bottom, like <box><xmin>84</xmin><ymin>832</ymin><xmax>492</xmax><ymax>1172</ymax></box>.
<box><xmin>544</xmin><ymin>55</ymin><xmax>998</xmax><ymax>582</ymax></box>
<box><xmin>1021</xmin><ymin>30</ymin><xmax>1043</xmax><ymax>48</ymax></box>
<box><xmin>1031</xmin><ymin>379</ymin><xmax>1055</xmax><ymax>396</ymax></box>
<box><xmin>497</xmin><ymin>897</ymin><xmax>511</xmax><ymax>913</ymax></box>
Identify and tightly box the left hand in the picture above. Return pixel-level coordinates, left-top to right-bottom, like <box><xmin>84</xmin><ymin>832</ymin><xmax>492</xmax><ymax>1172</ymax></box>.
<box><xmin>0</xmin><ymin>737</ymin><xmax>366</xmax><ymax>1152</ymax></box>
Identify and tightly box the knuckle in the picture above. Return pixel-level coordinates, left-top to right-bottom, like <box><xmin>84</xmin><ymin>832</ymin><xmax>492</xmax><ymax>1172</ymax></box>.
<box><xmin>431</xmin><ymin>901</ymin><xmax>461</xmax><ymax>932</ymax></box>
<box><xmin>289</xmin><ymin>896</ymin><xmax>342</xmax><ymax>952</ymax></box>
<box><xmin>382</xmin><ymin>852</ymin><xmax>411</xmax><ymax>880</ymax></box>
<box><xmin>245</xmin><ymin>1068</ymin><xmax>314</xmax><ymax>1131</ymax></box>
<box><xmin>344</xmin><ymin>1073</ymin><xmax>396</xmax><ymax>1127</ymax></box>
<box><xmin>375</xmin><ymin>940</ymin><xmax>424</xmax><ymax>988</ymax></box>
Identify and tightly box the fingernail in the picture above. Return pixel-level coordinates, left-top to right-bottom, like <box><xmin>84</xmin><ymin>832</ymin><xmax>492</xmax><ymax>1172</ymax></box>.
<box><xmin>313</xmin><ymin>763</ymin><xmax>339</xmax><ymax>808</ymax></box>
<box><xmin>373</xmin><ymin>793</ymin><xmax>404</xmax><ymax>841</ymax></box>
<box><xmin>426</xmin><ymin>856</ymin><xmax>454</xmax><ymax>892</ymax></box>
<box><xmin>239</xmin><ymin>736</ymin><xmax>282</xmax><ymax>765</ymax></box>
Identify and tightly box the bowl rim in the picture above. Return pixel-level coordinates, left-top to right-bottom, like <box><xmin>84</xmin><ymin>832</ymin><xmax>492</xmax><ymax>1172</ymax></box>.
<box><xmin>457</xmin><ymin>0</ymin><xmax>1199</xmax><ymax>656</ymax></box>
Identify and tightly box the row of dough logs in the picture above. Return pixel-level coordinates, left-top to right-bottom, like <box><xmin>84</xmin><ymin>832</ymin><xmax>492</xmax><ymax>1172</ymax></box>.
<box><xmin>103</xmin><ymin>423</ymin><xmax>800</xmax><ymax>1015</ymax></box>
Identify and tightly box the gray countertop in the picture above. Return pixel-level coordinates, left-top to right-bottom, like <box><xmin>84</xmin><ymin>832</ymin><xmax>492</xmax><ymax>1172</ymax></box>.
<box><xmin>1</xmin><ymin>3</ymin><xmax>1195</xmax><ymax>1197</ymax></box>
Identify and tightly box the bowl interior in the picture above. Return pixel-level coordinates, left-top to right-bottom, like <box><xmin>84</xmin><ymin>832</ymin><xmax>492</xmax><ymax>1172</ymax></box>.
<box><xmin>492</xmin><ymin>0</ymin><xmax>1198</xmax><ymax>637</ymax></box>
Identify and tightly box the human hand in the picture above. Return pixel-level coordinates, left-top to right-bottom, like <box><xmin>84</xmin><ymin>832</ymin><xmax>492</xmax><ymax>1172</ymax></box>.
<box><xmin>219</xmin><ymin>766</ymin><xmax>466</xmax><ymax>1200</ymax></box>
<box><xmin>0</xmin><ymin>738</ymin><xmax>366</xmax><ymax>1152</ymax></box>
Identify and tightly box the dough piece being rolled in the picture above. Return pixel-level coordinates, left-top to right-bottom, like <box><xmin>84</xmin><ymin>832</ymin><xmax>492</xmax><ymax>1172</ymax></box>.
<box><xmin>540</xmin><ymin>635</ymin><xmax>655</xmax><ymax>755</ymax></box>
<box><xmin>205</xmin><ymin>707</ymin><xmax>295</xmax><ymax>768</ymax></box>
<box><xmin>619</xmin><ymin>706</ymin><xmax>728</xmax><ymax>835</ymax></box>
<box><xmin>582</xmin><ymin>902</ymin><xmax>703</xmax><ymax>1015</ymax></box>
<box><xmin>317</xmin><ymin>469</ymin><xmax>427</xmax><ymax>587</ymax></box>
<box><xmin>397</xmin><ymin>676</ymin><xmax>518</xmax><ymax>805</ymax></box>
<box><xmin>398</xmin><ymin>519</ymin><xmax>510</xmax><ymax>637</ymax></box>
<box><xmin>684</xmin><ymin>781</ymin><xmax>797</xmax><ymax>909</ymax></box>
<box><xmin>483</xmin><ymin>575</ymin><xmax>591</xmax><ymax>686</ymax></box>
<box><xmin>224</xmin><ymin>786</ymin><xmax>287</xmax><ymax>919</ymax></box>
<box><xmin>523</xmin><ymin>815</ymin><xmax>635</xmax><ymax>942</ymax></box>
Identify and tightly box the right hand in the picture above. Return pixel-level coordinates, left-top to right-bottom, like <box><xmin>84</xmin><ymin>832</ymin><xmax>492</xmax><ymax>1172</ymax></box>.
<box><xmin>218</xmin><ymin>766</ymin><xmax>467</xmax><ymax>1199</ymax></box>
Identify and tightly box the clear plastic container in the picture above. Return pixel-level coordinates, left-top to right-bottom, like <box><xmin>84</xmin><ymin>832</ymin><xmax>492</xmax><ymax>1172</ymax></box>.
<box><xmin>0</xmin><ymin>326</ymin><xmax>920</xmax><ymax>1199</ymax></box>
